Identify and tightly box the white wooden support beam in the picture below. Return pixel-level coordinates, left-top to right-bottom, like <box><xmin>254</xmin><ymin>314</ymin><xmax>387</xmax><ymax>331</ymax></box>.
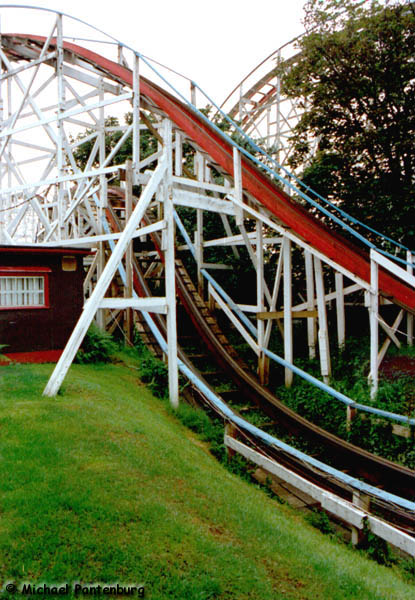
<box><xmin>208</xmin><ymin>284</ymin><xmax>259</xmax><ymax>355</ymax></box>
<box><xmin>371</xmin><ymin>248</ymin><xmax>415</xmax><ymax>287</ymax></box>
<box><xmin>195</xmin><ymin>152</ymin><xmax>204</xmax><ymax>296</ymax></box>
<box><xmin>305</xmin><ymin>250</ymin><xmax>316</xmax><ymax>359</ymax></box>
<box><xmin>224</xmin><ymin>436</ymin><xmax>415</xmax><ymax>556</ymax></box>
<box><xmin>163</xmin><ymin>119</ymin><xmax>179</xmax><ymax>409</ymax></box>
<box><xmin>99</xmin><ymin>298</ymin><xmax>167</xmax><ymax>312</ymax></box>
<box><xmin>369</xmin><ymin>255</ymin><xmax>379</xmax><ymax>398</ymax></box>
<box><xmin>56</xmin><ymin>14</ymin><xmax>65</xmax><ymax>240</ymax></box>
<box><xmin>233</xmin><ymin>147</ymin><xmax>243</xmax><ymax>226</ymax></box>
<box><xmin>174</xmin><ymin>131</ymin><xmax>182</xmax><ymax>176</ymax></box>
<box><xmin>335</xmin><ymin>272</ymin><xmax>345</xmax><ymax>349</ymax></box>
<box><xmin>283</xmin><ymin>237</ymin><xmax>293</xmax><ymax>387</ymax></box>
<box><xmin>377</xmin><ymin>310</ymin><xmax>404</xmax><ymax>367</ymax></box>
<box><xmin>132</xmin><ymin>54</ymin><xmax>140</xmax><ymax>182</ymax></box>
<box><xmin>256</xmin><ymin>221</ymin><xmax>268</xmax><ymax>384</ymax></box>
<box><xmin>124</xmin><ymin>160</ymin><xmax>133</xmax><ymax>344</ymax></box>
<box><xmin>43</xmin><ymin>153</ymin><xmax>168</xmax><ymax>397</ymax></box>
<box><xmin>314</xmin><ymin>256</ymin><xmax>331</xmax><ymax>383</ymax></box>
<box><xmin>96</xmin><ymin>77</ymin><xmax>106</xmax><ymax>330</ymax></box>
<box><xmin>264</xmin><ymin>246</ymin><xmax>284</xmax><ymax>348</ymax></box>
<box><xmin>407</xmin><ymin>250</ymin><xmax>413</xmax><ymax>346</ymax></box>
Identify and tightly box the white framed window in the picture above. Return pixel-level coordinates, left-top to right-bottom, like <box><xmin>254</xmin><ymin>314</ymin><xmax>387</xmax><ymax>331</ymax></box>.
<box><xmin>0</xmin><ymin>267</ymin><xmax>50</xmax><ymax>309</ymax></box>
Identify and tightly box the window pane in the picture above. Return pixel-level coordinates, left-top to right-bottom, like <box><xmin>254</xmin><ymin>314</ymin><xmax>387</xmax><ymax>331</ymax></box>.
<box><xmin>0</xmin><ymin>275</ymin><xmax>45</xmax><ymax>307</ymax></box>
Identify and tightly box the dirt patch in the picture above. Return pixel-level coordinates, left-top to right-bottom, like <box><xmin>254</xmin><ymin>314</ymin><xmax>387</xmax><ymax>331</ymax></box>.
<box><xmin>380</xmin><ymin>356</ymin><xmax>415</xmax><ymax>381</ymax></box>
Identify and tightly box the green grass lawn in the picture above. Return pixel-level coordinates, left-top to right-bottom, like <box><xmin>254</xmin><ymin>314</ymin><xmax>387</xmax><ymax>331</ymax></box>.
<box><xmin>0</xmin><ymin>358</ymin><xmax>414</xmax><ymax>599</ymax></box>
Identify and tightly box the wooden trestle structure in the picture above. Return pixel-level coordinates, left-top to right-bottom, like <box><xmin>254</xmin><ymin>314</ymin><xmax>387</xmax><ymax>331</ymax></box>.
<box><xmin>0</xmin><ymin>6</ymin><xmax>414</xmax><ymax>558</ymax></box>
<box><xmin>0</xmin><ymin>8</ymin><xmax>414</xmax><ymax>405</ymax></box>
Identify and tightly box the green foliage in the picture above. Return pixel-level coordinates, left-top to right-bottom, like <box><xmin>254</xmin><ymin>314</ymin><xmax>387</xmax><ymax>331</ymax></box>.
<box><xmin>275</xmin><ymin>337</ymin><xmax>415</xmax><ymax>469</ymax></box>
<box><xmin>75</xmin><ymin>324</ymin><xmax>117</xmax><ymax>364</ymax></box>
<box><xmin>359</xmin><ymin>520</ymin><xmax>392</xmax><ymax>566</ymax></box>
<box><xmin>306</xmin><ymin>508</ymin><xmax>335</xmax><ymax>535</ymax></box>
<box><xmin>279</xmin><ymin>0</ymin><xmax>415</xmax><ymax>246</ymax></box>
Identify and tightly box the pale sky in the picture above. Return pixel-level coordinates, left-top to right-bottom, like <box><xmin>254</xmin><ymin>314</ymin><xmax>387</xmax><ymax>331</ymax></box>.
<box><xmin>0</xmin><ymin>1</ymin><xmax>307</xmax><ymax>104</ymax></box>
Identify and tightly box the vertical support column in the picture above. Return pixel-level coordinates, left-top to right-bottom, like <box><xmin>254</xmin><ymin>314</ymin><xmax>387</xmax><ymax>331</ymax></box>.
<box><xmin>305</xmin><ymin>250</ymin><xmax>316</xmax><ymax>359</ymax></box>
<box><xmin>256</xmin><ymin>221</ymin><xmax>268</xmax><ymax>384</ymax></box>
<box><xmin>275</xmin><ymin>50</ymin><xmax>281</xmax><ymax>169</ymax></box>
<box><xmin>233</xmin><ymin>147</ymin><xmax>243</xmax><ymax>227</ymax></box>
<box><xmin>283</xmin><ymin>237</ymin><xmax>293</xmax><ymax>387</ymax></box>
<box><xmin>132</xmin><ymin>53</ymin><xmax>140</xmax><ymax>183</ymax></box>
<box><xmin>407</xmin><ymin>250</ymin><xmax>413</xmax><ymax>347</ymax></box>
<box><xmin>174</xmin><ymin>131</ymin><xmax>182</xmax><ymax>176</ymax></box>
<box><xmin>56</xmin><ymin>14</ymin><xmax>65</xmax><ymax>240</ymax></box>
<box><xmin>195</xmin><ymin>152</ymin><xmax>204</xmax><ymax>296</ymax></box>
<box><xmin>369</xmin><ymin>253</ymin><xmax>379</xmax><ymax>398</ymax></box>
<box><xmin>314</xmin><ymin>256</ymin><xmax>331</xmax><ymax>383</ymax></box>
<box><xmin>124</xmin><ymin>160</ymin><xmax>133</xmax><ymax>345</ymax></box>
<box><xmin>163</xmin><ymin>120</ymin><xmax>179</xmax><ymax>408</ymax></box>
<box><xmin>335</xmin><ymin>272</ymin><xmax>345</xmax><ymax>349</ymax></box>
<box><xmin>96</xmin><ymin>77</ymin><xmax>106</xmax><ymax>330</ymax></box>
<box><xmin>351</xmin><ymin>492</ymin><xmax>370</xmax><ymax>546</ymax></box>
<box><xmin>190</xmin><ymin>82</ymin><xmax>196</xmax><ymax>106</ymax></box>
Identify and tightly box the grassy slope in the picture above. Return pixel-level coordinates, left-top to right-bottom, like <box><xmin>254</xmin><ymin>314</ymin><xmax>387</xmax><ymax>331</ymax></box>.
<box><xmin>0</xmin><ymin>360</ymin><xmax>414</xmax><ymax>600</ymax></box>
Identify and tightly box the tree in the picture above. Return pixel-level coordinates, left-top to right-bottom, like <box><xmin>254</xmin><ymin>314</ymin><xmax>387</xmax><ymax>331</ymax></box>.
<box><xmin>279</xmin><ymin>0</ymin><xmax>415</xmax><ymax>247</ymax></box>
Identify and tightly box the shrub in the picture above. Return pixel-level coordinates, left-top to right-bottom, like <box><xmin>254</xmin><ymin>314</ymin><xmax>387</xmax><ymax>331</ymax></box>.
<box><xmin>75</xmin><ymin>324</ymin><xmax>117</xmax><ymax>364</ymax></box>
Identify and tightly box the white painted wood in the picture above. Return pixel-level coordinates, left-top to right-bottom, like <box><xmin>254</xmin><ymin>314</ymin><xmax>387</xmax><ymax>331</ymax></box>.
<box><xmin>43</xmin><ymin>154</ymin><xmax>168</xmax><ymax>396</ymax></box>
<box><xmin>132</xmin><ymin>53</ymin><xmax>140</xmax><ymax>181</ymax></box>
<box><xmin>233</xmin><ymin>147</ymin><xmax>243</xmax><ymax>226</ymax></box>
<box><xmin>294</xmin><ymin>284</ymin><xmax>361</xmax><ymax>312</ymax></box>
<box><xmin>283</xmin><ymin>237</ymin><xmax>293</xmax><ymax>387</ymax></box>
<box><xmin>256</xmin><ymin>221</ymin><xmax>267</xmax><ymax>382</ymax></box>
<box><xmin>209</xmin><ymin>284</ymin><xmax>260</xmax><ymax>355</ymax></box>
<box><xmin>230</xmin><ymin>196</ymin><xmax>370</xmax><ymax>291</ymax></box>
<box><xmin>35</xmin><ymin>221</ymin><xmax>166</xmax><ymax>248</ymax></box>
<box><xmin>379</xmin><ymin>313</ymin><xmax>402</xmax><ymax>349</ymax></box>
<box><xmin>407</xmin><ymin>251</ymin><xmax>414</xmax><ymax>346</ymax></box>
<box><xmin>173</xmin><ymin>175</ymin><xmax>230</xmax><ymax>195</ymax></box>
<box><xmin>224</xmin><ymin>436</ymin><xmax>415</xmax><ymax>556</ymax></box>
<box><xmin>264</xmin><ymin>245</ymin><xmax>284</xmax><ymax>348</ymax></box>
<box><xmin>335</xmin><ymin>272</ymin><xmax>345</xmax><ymax>349</ymax></box>
<box><xmin>163</xmin><ymin>119</ymin><xmax>179</xmax><ymax>408</ymax></box>
<box><xmin>371</xmin><ymin>249</ymin><xmax>415</xmax><ymax>287</ymax></box>
<box><xmin>368</xmin><ymin>515</ymin><xmax>415</xmax><ymax>556</ymax></box>
<box><xmin>305</xmin><ymin>250</ymin><xmax>316</xmax><ymax>359</ymax></box>
<box><xmin>173</xmin><ymin>190</ymin><xmax>235</xmax><ymax>216</ymax></box>
<box><xmin>314</xmin><ymin>256</ymin><xmax>331</xmax><ymax>382</ymax></box>
<box><xmin>369</xmin><ymin>257</ymin><xmax>379</xmax><ymax>398</ymax></box>
<box><xmin>99</xmin><ymin>298</ymin><xmax>167</xmax><ymax>312</ymax></box>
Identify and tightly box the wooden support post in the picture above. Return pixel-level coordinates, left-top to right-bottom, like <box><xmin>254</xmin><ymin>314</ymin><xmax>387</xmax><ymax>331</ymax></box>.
<box><xmin>164</xmin><ymin>120</ymin><xmax>179</xmax><ymax>409</ymax></box>
<box><xmin>224</xmin><ymin>422</ymin><xmax>237</xmax><ymax>458</ymax></box>
<box><xmin>124</xmin><ymin>160</ymin><xmax>133</xmax><ymax>345</ymax></box>
<box><xmin>407</xmin><ymin>250</ymin><xmax>413</xmax><ymax>347</ymax></box>
<box><xmin>174</xmin><ymin>131</ymin><xmax>182</xmax><ymax>176</ymax></box>
<box><xmin>346</xmin><ymin>405</ymin><xmax>357</xmax><ymax>432</ymax></box>
<box><xmin>196</xmin><ymin>152</ymin><xmax>204</xmax><ymax>297</ymax></box>
<box><xmin>369</xmin><ymin>256</ymin><xmax>379</xmax><ymax>398</ymax></box>
<box><xmin>233</xmin><ymin>147</ymin><xmax>243</xmax><ymax>227</ymax></box>
<box><xmin>132</xmin><ymin>53</ymin><xmax>140</xmax><ymax>182</ymax></box>
<box><xmin>314</xmin><ymin>256</ymin><xmax>331</xmax><ymax>383</ymax></box>
<box><xmin>256</xmin><ymin>221</ymin><xmax>268</xmax><ymax>384</ymax></box>
<box><xmin>351</xmin><ymin>492</ymin><xmax>370</xmax><ymax>546</ymax></box>
<box><xmin>305</xmin><ymin>250</ymin><xmax>316</xmax><ymax>359</ymax></box>
<box><xmin>335</xmin><ymin>272</ymin><xmax>345</xmax><ymax>349</ymax></box>
<box><xmin>283</xmin><ymin>237</ymin><xmax>293</xmax><ymax>387</ymax></box>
